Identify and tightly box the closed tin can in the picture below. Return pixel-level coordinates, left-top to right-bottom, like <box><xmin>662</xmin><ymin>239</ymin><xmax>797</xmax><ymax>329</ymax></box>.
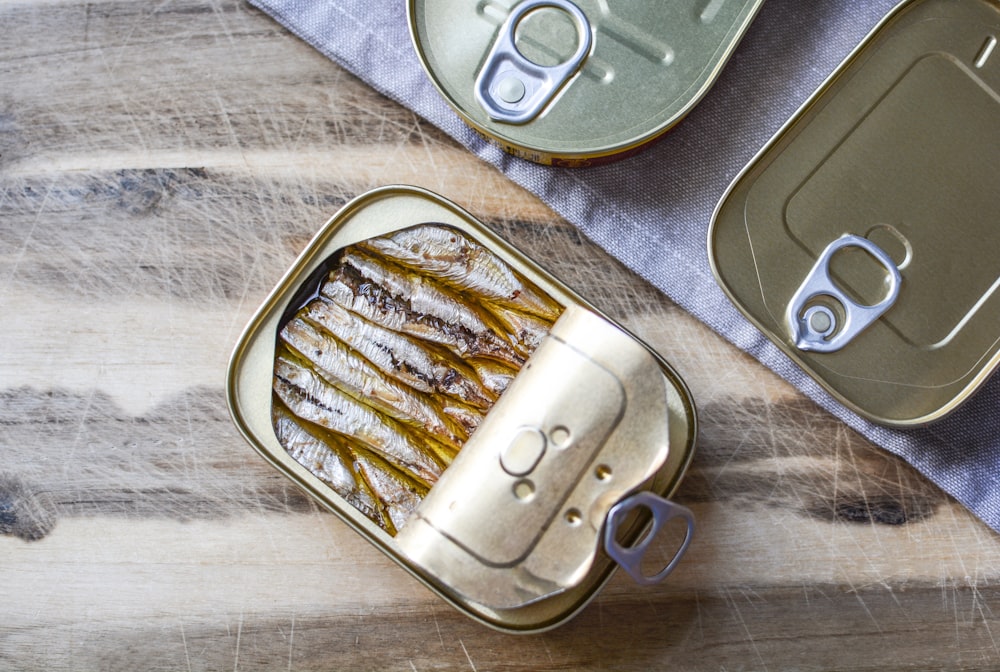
<box><xmin>227</xmin><ymin>186</ymin><xmax>697</xmax><ymax>631</ymax></box>
<box><xmin>708</xmin><ymin>0</ymin><xmax>1000</xmax><ymax>426</ymax></box>
<box><xmin>408</xmin><ymin>0</ymin><xmax>763</xmax><ymax>166</ymax></box>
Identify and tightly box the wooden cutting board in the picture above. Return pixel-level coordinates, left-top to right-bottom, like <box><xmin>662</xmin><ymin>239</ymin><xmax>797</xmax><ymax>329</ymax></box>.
<box><xmin>2</xmin><ymin>1</ymin><xmax>999</xmax><ymax>669</ymax></box>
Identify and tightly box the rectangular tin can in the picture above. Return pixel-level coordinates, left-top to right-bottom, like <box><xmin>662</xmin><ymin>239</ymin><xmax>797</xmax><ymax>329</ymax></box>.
<box><xmin>408</xmin><ymin>0</ymin><xmax>763</xmax><ymax>166</ymax></box>
<box><xmin>227</xmin><ymin>186</ymin><xmax>697</xmax><ymax>632</ymax></box>
<box><xmin>708</xmin><ymin>0</ymin><xmax>1000</xmax><ymax>426</ymax></box>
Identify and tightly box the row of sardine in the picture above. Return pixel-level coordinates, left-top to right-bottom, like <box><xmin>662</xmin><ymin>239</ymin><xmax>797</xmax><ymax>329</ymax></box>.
<box><xmin>272</xmin><ymin>223</ymin><xmax>563</xmax><ymax>535</ymax></box>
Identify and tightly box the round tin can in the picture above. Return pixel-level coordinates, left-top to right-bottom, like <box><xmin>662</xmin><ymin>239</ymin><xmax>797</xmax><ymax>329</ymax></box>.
<box><xmin>227</xmin><ymin>186</ymin><xmax>698</xmax><ymax>632</ymax></box>
<box><xmin>408</xmin><ymin>0</ymin><xmax>763</xmax><ymax>166</ymax></box>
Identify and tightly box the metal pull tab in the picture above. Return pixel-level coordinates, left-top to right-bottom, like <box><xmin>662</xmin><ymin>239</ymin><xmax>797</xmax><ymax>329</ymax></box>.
<box><xmin>474</xmin><ymin>0</ymin><xmax>592</xmax><ymax>124</ymax></box>
<box><xmin>786</xmin><ymin>234</ymin><xmax>902</xmax><ymax>353</ymax></box>
<box><xmin>604</xmin><ymin>491</ymin><xmax>695</xmax><ymax>586</ymax></box>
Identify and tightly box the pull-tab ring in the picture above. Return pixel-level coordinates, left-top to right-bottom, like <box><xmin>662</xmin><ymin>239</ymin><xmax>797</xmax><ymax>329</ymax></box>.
<box><xmin>786</xmin><ymin>234</ymin><xmax>901</xmax><ymax>353</ymax></box>
<box><xmin>474</xmin><ymin>0</ymin><xmax>592</xmax><ymax>124</ymax></box>
<box><xmin>604</xmin><ymin>491</ymin><xmax>695</xmax><ymax>586</ymax></box>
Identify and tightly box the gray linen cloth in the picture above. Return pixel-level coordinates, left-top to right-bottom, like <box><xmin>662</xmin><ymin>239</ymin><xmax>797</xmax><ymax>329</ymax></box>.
<box><xmin>249</xmin><ymin>0</ymin><xmax>1000</xmax><ymax>533</ymax></box>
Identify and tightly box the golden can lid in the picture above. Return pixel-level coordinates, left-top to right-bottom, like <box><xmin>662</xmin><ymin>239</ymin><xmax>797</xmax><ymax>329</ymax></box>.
<box><xmin>408</xmin><ymin>0</ymin><xmax>763</xmax><ymax>165</ymax></box>
<box><xmin>396</xmin><ymin>303</ymin><xmax>694</xmax><ymax>609</ymax></box>
<box><xmin>227</xmin><ymin>186</ymin><xmax>697</xmax><ymax>631</ymax></box>
<box><xmin>709</xmin><ymin>0</ymin><xmax>1000</xmax><ymax>427</ymax></box>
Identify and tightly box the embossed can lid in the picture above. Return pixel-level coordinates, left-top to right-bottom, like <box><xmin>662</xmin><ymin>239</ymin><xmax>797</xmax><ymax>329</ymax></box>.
<box><xmin>709</xmin><ymin>0</ymin><xmax>1000</xmax><ymax>426</ymax></box>
<box><xmin>227</xmin><ymin>186</ymin><xmax>698</xmax><ymax>631</ymax></box>
<box><xmin>408</xmin><ymin>0</ymin><xmax>763</xmax><ymax>166</ymax></box>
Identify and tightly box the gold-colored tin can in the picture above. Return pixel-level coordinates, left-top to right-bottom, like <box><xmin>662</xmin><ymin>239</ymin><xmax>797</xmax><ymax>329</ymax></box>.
<box><xmin>408</xmin><ymin>0</ymin><xmax>763</xmax><ymax>166</ymax></box>
<box><xmin>227</xmin><ymin>186</ymin><xmax>697</xmax><ymax>631</ymax></box>
<box><xmin>709</xmin><ymin>0</ymin><xmax>1000</xmax><ymax>426</ymax></box>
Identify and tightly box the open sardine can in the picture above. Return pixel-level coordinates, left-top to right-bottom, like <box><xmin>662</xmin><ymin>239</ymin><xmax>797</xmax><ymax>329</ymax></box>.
<box><xmin>408</xmin><ymin>0</ymin><xmax>763</xmax><ymax>166</ymax></box>
<box><xmin>227</xmin><ymin>186</ymin><xmax>697</xmax><ymax>632</ymax></box>
<box><xmin>709</xmin><ymin>0</ymin><xmax>1000</xmax><ymax>426</ymax></box>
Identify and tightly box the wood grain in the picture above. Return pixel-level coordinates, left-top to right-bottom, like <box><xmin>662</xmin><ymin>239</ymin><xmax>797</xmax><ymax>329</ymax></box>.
<box><xmin>3</xmin><ymin>0</ymin><xmax>1000</xmax><ymax>670</ymax></box>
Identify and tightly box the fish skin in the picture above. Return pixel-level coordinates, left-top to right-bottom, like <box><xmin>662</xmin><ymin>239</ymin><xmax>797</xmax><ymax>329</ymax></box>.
<box><xmin>272</xmin><ymin>403</ymin><xmax>381</xmax><ymax>526</ymax></box>
<box><xmin>484</xmin><ymin>310</ymin><xmax>551</xmax><ymax>365</ymax></box>
<box><xmin>341</xmin><ymin>248</ymin><xmax>529</xmax><ymax>361</ymax></box>
<box><xmin>354</xmin><ymin>453</ymin><xmax>427</xmax><ymax>536</ymax></box>
<box><xmin>436</xmin><ymin>399</ymin><xmax>484</xmax><ymax>436</ymax></box>
<box><xmin>325</xmin><ymin>263</ymin><xmax>525</xmax><ymax>367</ymax></box>
<box><xmin>274</xmin><ymin>401</ymin><xmax>428</xmax><ymax>534</ymax></box>
<box><xmin>306</xmin><ymin>293</ymin><xmax>497</xmax><ymax>411</ymax></box>
<box><xmin>273</xmin><ymin>355</ymin><xmax>443</xmax><ymax>486</ymax></box>
<box><xmin>279</xmin><ymin>318</ymin><xmax>469</xmax><ymax>450</ymax></box>
<box><xmin>358</xmin><ymin>224</ymin><xmax>562</xmax><ymax>321</ymax></box>
<box><xmin>465</xmin><ymin>357</ymin><xmax>516</xmax><ymax>397</ymax></box>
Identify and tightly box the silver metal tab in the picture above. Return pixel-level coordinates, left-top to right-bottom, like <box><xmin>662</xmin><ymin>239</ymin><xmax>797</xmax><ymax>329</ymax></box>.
<box><xmin>786</xmin><ymin>234</ymin><xmax>902</xmax><ymax>353</ymax></box>
<box><xmin>474</xmin><ymin>0</ymin><xmax>592</xmax><ymax>124</ymax></box>
<box><xmin>603</xmin><ymin>491</ymin><xmax>695</xmax><ymax>586</ymax></box>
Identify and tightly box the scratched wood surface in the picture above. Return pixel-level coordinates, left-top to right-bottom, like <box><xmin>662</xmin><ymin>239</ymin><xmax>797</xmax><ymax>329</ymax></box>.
<box><xmin>3</xmin><ymin>1</ymin><xmax>1000</xmax><ymax>670</ymax></box>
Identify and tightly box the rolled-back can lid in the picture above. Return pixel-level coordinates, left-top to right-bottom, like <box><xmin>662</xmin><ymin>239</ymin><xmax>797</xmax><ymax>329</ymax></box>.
<box><xmin>408</xmin><ymin>0</ymin><xmax>763</xmax><ymax>165</ymax></box>
<box><xmin>709</xmin><ymin>0</ymin><xmax>1000</xmax><ymax>426</ymax></box>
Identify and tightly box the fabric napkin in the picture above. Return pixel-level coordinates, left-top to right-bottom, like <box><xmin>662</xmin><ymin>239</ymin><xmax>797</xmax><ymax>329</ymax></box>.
<box><xmin>249</xmin><ymin>0</ymin><xmax>1000</xmax><ymax>533</ymax></box>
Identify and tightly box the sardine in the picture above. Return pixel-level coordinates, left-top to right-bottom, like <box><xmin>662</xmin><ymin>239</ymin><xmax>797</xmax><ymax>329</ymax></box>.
<box><xmin>354</xmin><ymin>452</ymin><xmax>428</xmax><ymax>535</ymax></box>
<box><xmin>279</xmin><ymin>317</ymin><xmax>469</xmax><ymax>450</ymax></box>
<box><xmin>323</xmin><ymin>263</ymin><xmax>524</xmax><ymax>367</ymax></box>
<box><xmin>273</xmin><ymin>354</ymin><xmax>444</xmax><ymax>486</ymax></box>
<box><xmin>304</xmin><ymin>295</ymin><xmax>496</xmax><ymax>411</ymax></box>
<box><xmin>272</xmin><ymin>402</ymin><xmax>380</xmax><ymax>525</ymax></box>
<box><xmin>487</xmin><ymin>308</ymin><xmax>551</xmax><ymax>357</ymax></box>
<box><xmin>341</xmin><ymin>248</ymin><xmax>530</xmax><ymax>361</ymax></box>
<box><xmin>465</xmin><ymin>357</ymin><xmax>517</xmax><ymax>397</ymax></box>
<box><xmin>275</xmin><ymin>399</ymin><xmax>428</xmax><ymax>534</ymax></box>
<box><xmin>358</xmin><ymin>224</ymin><xmax>562</xmax><ymax>321</ymax></box>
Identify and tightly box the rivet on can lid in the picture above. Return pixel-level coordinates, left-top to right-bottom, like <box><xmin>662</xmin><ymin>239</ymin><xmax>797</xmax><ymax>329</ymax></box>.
<box><xmin>474</xmin><ymin>0</ymin><xmax>592</xmax><ymax>124</ymax></box>
<box><xmin>786</xmin><ymin>234</ymin><xmax>901</xmax><ymax>354</ymax></box>
<box><xmin>497</xmin><ymin>76</ymin><xmax>527</xmax><ymax>103</ymax></box>
<box><xmin>807</xmin><ymin>307</ymin><xmax>834</xmax><ymax>335</ymax></box>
